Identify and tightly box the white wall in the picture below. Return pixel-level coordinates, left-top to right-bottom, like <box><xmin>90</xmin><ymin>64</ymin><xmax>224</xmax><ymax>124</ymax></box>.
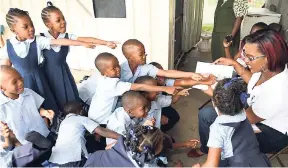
<box><xmin>0</xmin><ymin>0</ymin><xmax>173</xmax><ymax>70</ymax></box>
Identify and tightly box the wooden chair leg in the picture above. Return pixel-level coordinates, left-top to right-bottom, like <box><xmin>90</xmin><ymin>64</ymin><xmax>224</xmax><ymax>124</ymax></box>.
<box><xmin>276</xmin><ymin>156</ymin><xmax>285</xmax><ymax>167</ymax></box>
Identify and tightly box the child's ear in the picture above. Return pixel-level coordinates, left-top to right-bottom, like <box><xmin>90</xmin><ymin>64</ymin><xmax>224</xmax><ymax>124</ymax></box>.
<box><xmin>10</xmin><ymin>28</ymin><xmax>16</xmax><ymax>34</ymax></box>
<box><xmin>127</xmin><ymin>109</ymin><xmax>133</xmax><ymax>116</ymax></box>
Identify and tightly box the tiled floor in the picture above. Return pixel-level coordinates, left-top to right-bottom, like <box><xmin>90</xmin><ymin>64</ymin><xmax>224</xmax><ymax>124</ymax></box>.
<box><xmin>71</xmin><ymin>49</ymin><xmax>288</xmax><ymax>167</ymax></box>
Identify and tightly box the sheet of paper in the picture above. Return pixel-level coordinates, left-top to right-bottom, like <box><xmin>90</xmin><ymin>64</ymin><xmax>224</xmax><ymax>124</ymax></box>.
<box><xmin>193</xmin><ymin>61</ymin><xmax>234</xmax><ymax>90</ymax></box>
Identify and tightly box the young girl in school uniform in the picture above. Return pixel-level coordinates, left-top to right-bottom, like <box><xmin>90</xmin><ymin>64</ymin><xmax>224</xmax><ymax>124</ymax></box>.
<box><xmin>85</xmin><ymin>124</ymin><xmax>183</xmax><ymax>167</ymax></box>
<box><xmin>1</xmin><ymin>8</ymin><xmax>94</xmax><ymax>116</ymax></box>
<box><xmin>40</xmin><ymin>2</ymin><xmax>119</xmax><ymax>111</ymax></box>
<box><xmin>193</xmin><ymin>78</ymin><xmax>271</xmax><ymax>167</ymax></box>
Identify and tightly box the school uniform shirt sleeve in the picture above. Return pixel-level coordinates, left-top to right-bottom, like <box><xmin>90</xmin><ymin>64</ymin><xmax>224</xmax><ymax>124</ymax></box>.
<box><xmin>36</xmin><ymin>35</ymin><xmax>52</xmax><ymax>50</ymax></box>
<box><xmin>233</xmin><ymin>0</ymin><xmax>248</xmax><ymax>18</ymax></box>
<box><xmin>156</xmin><ymin>95</ymin><xmax>172</xmax><ymax>108</ymax></box>
<box><xmin>82</xmin><ymin>116</ymin><xmax>99</xmax><ymax>134</ymax></box>
<box><xmin>0</xmin><ymin>45</ymin><xmax>9</xmax><ymax>59</ymax></box>
<box><xmin>27</xmin><ymin>89</ymin><xmax>45</xmax><ymax>109</ymax></box>
<box><xmin>207</xmin><ymin>123</ymin><xmax>225</xmax><ymax>149</ymax></box>
<box><xmin>165</xmin><ymin>79</ymin><xmax>175</xmax><ymax>87</ymax></box>
<box><xmin>68</xmin><ymin>34</ymin><xmax>78</xmax><ymax>40</ymax></box>
<box><xmin>142</xmin><ymin>64</ymin><xmax>159</xmax><ymax>78</ymax></box>
<box><xmin>113</xmin><ymin>80</ymin><xmax>132</xmax><ymax>96</ymax></box>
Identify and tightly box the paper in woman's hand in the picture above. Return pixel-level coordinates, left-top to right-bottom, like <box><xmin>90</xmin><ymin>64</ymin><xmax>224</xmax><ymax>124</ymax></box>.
<box><xmin>193</xmin><ymin>61</ymin><xmax>234</xmax><ymax>90</ymax></box>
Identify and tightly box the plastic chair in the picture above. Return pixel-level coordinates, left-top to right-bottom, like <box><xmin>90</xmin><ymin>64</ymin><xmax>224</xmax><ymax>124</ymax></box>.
<box><xmin>269</xmin><ymin>145</ymin><xmax>288</xmax><ymax>167</ymax></box>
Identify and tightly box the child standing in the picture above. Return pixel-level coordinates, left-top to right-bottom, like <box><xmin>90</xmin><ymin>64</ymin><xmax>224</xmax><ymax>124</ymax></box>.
<box><xmin>40</xmin><ymin>2</ymin><xmax>118</xmax><ymax>111</ymax></box>
<box><xmin>150</xmin><ymin>62</ymin><xmax>216</xmax><ymax>132</ymax></box>
<box><xmin>49</xmin><ymin>101</ymin><xmax>120</xmax><ymax>167</ymax></box>
<box><xmin>0</xmin><ymin>65</ymin><xmax>54</xmax><ymax>145</ymax></box>
<box><xmin>88</xmin><ymin>52</ymin><xmax>180</xmax><ymax>125</ymax></box>
<box><xmin>120</xmin><ymin>39</ymin><xmax>203</xmax><ymax>83</ymax></box>
<box><xmin>1</xmin><ymin>8</ymin><xmax>95</xmax><ymax>115</ymax></box>
<box><xmin>192</xmin><ymin>78</ymin><xmax>271</xmax><ymax>167</ymax></box>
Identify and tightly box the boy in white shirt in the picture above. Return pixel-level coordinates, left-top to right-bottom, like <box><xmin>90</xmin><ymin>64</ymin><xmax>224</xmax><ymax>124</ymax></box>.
<box><xmin>0</xmin><ymin>65</ymin><xmax>54</xmax><ymax>144</ymax></box>
<box><xmin>134</xmin><ymin>75</ymin><xmax>190</xmax><ymax>129</ymax></box>
<box><xmin>49</xmin><ymin>101</ymin><xmax>120</xmax><ymax>167</ymax></box>
<box><xmin>106</xmin><ymin>90</ymin><xmax>154</xmax><ymax>145</ymax></box>
<box><xmin>88</xmin><ymin>52</ymin><xmax>181</xmax><ymax>125</ymax></box>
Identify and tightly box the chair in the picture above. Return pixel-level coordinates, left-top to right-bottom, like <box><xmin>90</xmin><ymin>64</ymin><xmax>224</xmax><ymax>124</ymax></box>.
<box><xmin>269</xmin><ymin>145</ymin><xmax>288</xmax><ymax>167</ymax></box>
<box><xmin>198</xmin><ymin>99</ymin><xmax>212</xmax><ymax>110</ymax></box>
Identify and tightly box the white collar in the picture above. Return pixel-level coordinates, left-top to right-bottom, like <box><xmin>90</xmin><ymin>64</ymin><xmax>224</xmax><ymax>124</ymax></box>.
<box><xmin>0</xmin><ymin>89</ymin><xmax>31</xmax><ymax>106</ymax></box>
<box><xmin>10</xmin><ymin>36</ymin><xmax>35</xmax><ymax>45</ymax></box>
<box><xmin>214</xmin><ymin>111</ymin><xmax>246</xmax><ymax>124</ymax></box>
<box><xmin>43</xmin><ymin>31</ymin><xmax>66</xmax><ymax>39</ymax></box>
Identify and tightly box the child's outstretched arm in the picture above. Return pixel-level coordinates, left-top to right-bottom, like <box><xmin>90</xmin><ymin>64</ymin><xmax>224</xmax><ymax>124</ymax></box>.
<box><xmin>156</xmin><ymin>69</ymin><xmax>203</xmax><ymax>81</ymax></box>
<box><xmin>50</xmin><ymin>39</ymin><xmax>95</xmax><ymax>48</ymax></box>
<box><xmin>94</xmin><ymin>127</ymin><xmax>120</xmax><ymax>140</ymax></box>
<box><xmin>77</xmin><ymin>37</ymin><xmax>119</xmax><ymax>49</ymax></box>
<box><xmin>171</xmin><ymin>88</ymin><xmax>191</xmax><ymax>104</ymax></box>
<box><xmin>131</xmin><ymin>83</ymin><xmax>182</xmax><ymax>95</ymax></box>
<box><xmin>192</xmin><ymin>147</ymin><xmax>222</xmax><ymax>167</ymax></box>
<box><xmin>173</xmin><ymin>74</ymin><xmax>216</xmax><ymax>87</ymax></box>
<box><xmin>172</xmin><ymin>139</ymin><xmax>199</xmax><ymax>149</ymax></box>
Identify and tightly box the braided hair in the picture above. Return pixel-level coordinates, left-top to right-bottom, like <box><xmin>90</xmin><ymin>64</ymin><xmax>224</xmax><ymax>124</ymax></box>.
<box><xmin>41</xmin><ymin>1</ymin><xmax>61</xmax><ymax>24</ymax></box>
<box><xmin>212</xmin><ymin>77</ymin><xmax>248</xmax><ymax>116</ymax></box>
<box><xmin>124</xmin><ymin>124</ymin><xmax>163</xmax><ymax>167</ymax></box>
<box><xmin>6</xmin><ymin>8</ymin><xmax>29</xmax><ymax>29</ymax></box>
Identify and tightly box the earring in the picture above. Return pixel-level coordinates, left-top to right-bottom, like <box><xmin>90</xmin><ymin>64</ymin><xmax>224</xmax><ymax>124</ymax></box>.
<box><xmin>261</xmin><ymin>64</ymin><xmax>268</xmax><ymax>72</ymax></box>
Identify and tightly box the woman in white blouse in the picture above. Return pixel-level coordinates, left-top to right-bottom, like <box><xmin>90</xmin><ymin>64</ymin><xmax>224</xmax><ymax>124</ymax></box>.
<box><xmin>188</xmin><ymin>29</ymin><xmax>288</xmax><ymax>157</ymax></box>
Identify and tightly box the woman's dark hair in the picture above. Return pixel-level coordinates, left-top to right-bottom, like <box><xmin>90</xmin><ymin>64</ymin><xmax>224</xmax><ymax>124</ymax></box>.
<box><xmin>124</xmin><ymin>124</ymin><xmax>163</xmax><ymax>167</ymax></box>
<box><xmin>268</xmin><ymin>23</ymin><xmax>282</xmax><ymax>33</ymax></box>
<box><xmin>41</xmin><ymin>1</ymin><xmax>61</xmax><ymax>24</ymax></box>
<box><xmin>6</xmin><ymin>8</ymin><xmax>30</xmax><ymax>29</ymax></box>
<box><xmin>244</xmin><ymin>29</ymin><xmax>288</xmax><ymax>72</ymax></box>
<box><xmin>212</xmin><ymin>78</ymin><xmax>248</xmax><ymax>116</ymax></box>
<box><xmin>63</xmin><ymin>101</ymin><xmax>87</xmax><ymax>116</ymax></box>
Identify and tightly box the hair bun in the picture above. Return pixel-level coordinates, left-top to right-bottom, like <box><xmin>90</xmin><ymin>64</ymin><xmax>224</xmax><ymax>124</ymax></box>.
<box><xmin>47</xmin><ymin>1</ymin><xmax>54</xmax><ymax>7</ymax></box>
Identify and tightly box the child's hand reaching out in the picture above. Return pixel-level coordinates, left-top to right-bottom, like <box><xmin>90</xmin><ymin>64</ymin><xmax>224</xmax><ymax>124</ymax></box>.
<box><xmin>143</xmin><ymin>118</ymin><xmax>156</xmax><ymax>126</ymax></box>
<box><xmin>165</xmin><ymin>86</ymin><xmax>183</xmax><ymax>95</ymax></box>
<box><xmin>105</xmin><ymin>41</ymin><xmax>119</xmax><ymax>49</ymax></box>
<box><xmin>200</xmin><ymin>74</ymin><xmax>217</xmax><ymax>86</ymax></box>
<box><xmin>183</xmin><ymin>139</ymin><xmax>199</xmax><ymax>148</ymax></box>
<box><xmin>176</xmin><ymin>88</ymin><xmax>191</xmax><ymax>96</ymax></box>
<box><xmin>84</xmin><ymin>43</ymin><xmax>96</xmax><ymax>49</ymax></box>
<box><xmin>191</xmin><ymin>73</ymin><xmax>203</xmax><ymax>81</ymax></box>
<box><xmin>40</xmin><ymin>109</ymin><xmax>55</xmax><ymax>125</ymax></box>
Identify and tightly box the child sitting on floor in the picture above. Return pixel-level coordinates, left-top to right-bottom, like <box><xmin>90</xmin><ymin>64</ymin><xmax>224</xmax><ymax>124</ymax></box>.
<box><xmin>150</xmin><ymin>62</ymin><xmax>216</xmax><ymax>132</ymax></box>
<box><xmin>88</xmin><ymin>52</ymin><xmax>180</xmax><ymax>126</ymax></box>
<box><xmin>134</xmin><ymin>75</ymin><xmax>189</xmax><ymax>128</ymax></box>
<box><xmin>0</xmin><ymin>65</ymin><xmax>54</xmax><ymax>144</ymax></box>
<box><xmin>85</xmin><ymin>124</ymin><xmax>188</xmax><ymax>167</ymax></box>
<box><xmin>192</xmin><ymin>78</ymin><xmax>271</xmax><ymax>167</ymax></box>
<box><xmin>49</xmin><ymin>101</ymin><xmax>120</xmax><ymax>167</ymax></box>
<box><xmin>1</xmin><ymin>123</ymin><xmax>53</xmax><ymax>167</ymax></box>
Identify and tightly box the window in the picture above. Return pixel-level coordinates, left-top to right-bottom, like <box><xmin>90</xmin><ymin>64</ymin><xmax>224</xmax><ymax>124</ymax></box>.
<box><xmin>92</xmin><ymin>0</ymin><xmax>126</xmax><ymax>18</ymax></box>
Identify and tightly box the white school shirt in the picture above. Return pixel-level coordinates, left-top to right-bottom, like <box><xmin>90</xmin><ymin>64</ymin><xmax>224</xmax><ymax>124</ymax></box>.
<box><xmin>49</xmin><ymin>114</ymin><xmax>99</xmax><ymax>164</ymax></box>
<box><xmin>247</xmin><ymin>65</ymin><xmax>288</xmax><ymax>134</ymax></box>
<box><xmin>43</xmin><ymin>31</ymin><xmax>78</xmax><ymax>52</ymax></box>
<box><xmin>0</xmin><ymin>147</ymin><xmax>13</xmax><ymax>167</ymax></box>
<box><xmin>0</xmin><ymin>89</ymin><xmax>50</xmax><ymax>145</ymax></box>
<box><xmin>165</xmin><ymin>78</ymin><xmax>175</xmax><ymax>87</ymax></box>
<box><xmin>0</xmin><ymin>35</ymin><xmax>52</xmax><ymax>64</ymax></box>
<box><xmin>106</xmin><ymin>107</ymin><xmax>134</xmax><ymax>145</ymax></box>
<box><xmin>143</xmin><ymin>95</ymin><xmax>172</xmax><ymax>128</ymax></box>
<box><xmin>120</xmin><ymin>61</ymin><xmax>159</xmax><ymax>83</ymax></box>
<box><xmin>88</xmin><ymin>76</ymin><xmax>132</xmax><ymax>124</ymax></box>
